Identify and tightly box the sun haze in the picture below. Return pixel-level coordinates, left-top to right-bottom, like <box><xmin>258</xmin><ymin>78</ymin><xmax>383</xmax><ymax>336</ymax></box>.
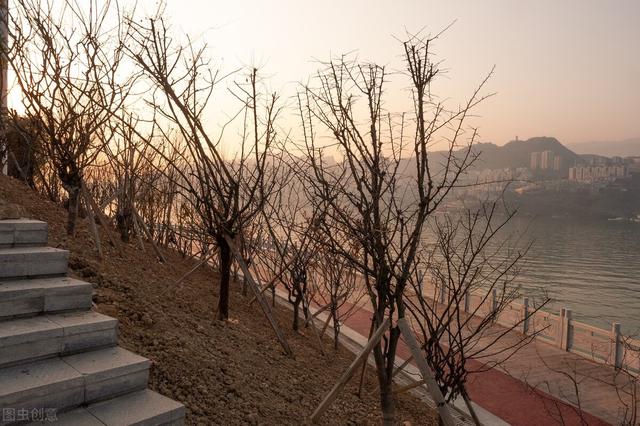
<box><xmin>159</xmin><ymin>0</ymin><xmax>639</xmax><ymax>146</ymax></box>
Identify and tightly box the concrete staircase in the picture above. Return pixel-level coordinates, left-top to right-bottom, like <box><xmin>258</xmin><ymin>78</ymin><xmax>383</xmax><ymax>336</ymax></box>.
<box><xmin>0</xmin><ymin>219</ymin><xmax>185</xmax><ymax>425</ymax></box>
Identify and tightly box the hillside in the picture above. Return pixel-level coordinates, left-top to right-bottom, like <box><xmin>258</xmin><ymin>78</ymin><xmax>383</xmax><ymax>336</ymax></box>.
<box><xmin>469</xmin><ymin>137</ymin><xmax>581</xmax><ymax>171</ymax></box>
<box><xmin>395</xmin><ymin>136</ymin><xmax>581</xmax><ymax>177</ymax></box>
<box><xmin>0</xmin><ymin>175</ymin><xmax>437</xmax><ymax>425</ymax></box>
<box><xmin>568</xmin><ymin>138</ymin><xmax>640</xmax><ymax>157</ymax></box>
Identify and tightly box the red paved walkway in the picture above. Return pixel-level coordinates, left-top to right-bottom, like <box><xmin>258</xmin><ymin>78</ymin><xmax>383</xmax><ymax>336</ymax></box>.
<box><xmin>342</xmin><ymin>305</ymin><xmax>609</xmax><ymax>426</ymax></box>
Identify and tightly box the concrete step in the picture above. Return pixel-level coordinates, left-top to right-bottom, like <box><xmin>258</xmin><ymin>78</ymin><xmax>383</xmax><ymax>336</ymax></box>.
<box><xmin>0</xmin><ymin>311</ymin><xmax>117</xmax><ymax>367</ymax></box>
<box><xmin>43</xmin><ymin>389</ymin><xmax>186</xmax><ymax>426</ymax></box>
<box><xmin>0</xmin><ymin>277</ymin><xmax>93</xmax><ymax>319</ymax></box>
<box><xmin>0</xmin><ymin>247</ymin><xmax>68</xmax><ymax>279</ymax></box>
<box><xmin>0</xmin><ymin>220</ymin><xmax>47</xmax><ymax>248</ymax></box>
<box><xmin>0</xmin><ymin>347</ymin><xmax>151</xmax><ymax>425</ymax></box>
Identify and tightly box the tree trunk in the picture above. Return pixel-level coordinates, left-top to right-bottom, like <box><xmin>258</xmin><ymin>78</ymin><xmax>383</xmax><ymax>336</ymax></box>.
<box><xmin>66</xmin><ymin>186</ymin><xmax>80</xmax><ymax>236</ymax></box>
<box><xmin>293</xmin><ymin>299</ymin><xmax>300</xmax><ymax>331</ymax></box>
<box><xmin>116</xmin><ymin>205</ymin><xmax>132</xmax><ymax>243</ymax></box>
<box><xmin>380</xmin><ymin>380</ymin><xmax>395</xmax><ymax>426</ymax></box>
<box><xmin>372</xmin><ymin>319</ymin><xmax>400</xmax><ymax>426</ymax></box>
<box><xmin>373</xmin><ymin>345</ymin><xmax>396</xmax><ymax>426</ymax></box>
<box><xmin>216</xmin><ymin>235</ymin><xmax>232</xmax><ymax>321</ymax></box>
<box><xmin>332</xmin><ymin>307</ymin><xmax>340</xmax><ymax>350</ymax></box>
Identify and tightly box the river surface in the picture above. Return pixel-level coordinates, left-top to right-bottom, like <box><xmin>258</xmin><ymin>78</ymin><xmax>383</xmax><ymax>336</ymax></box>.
<box><xmin>500</xmin><ymin>216</ymin><xmax>640</xmax><ymax>335</ymax></box>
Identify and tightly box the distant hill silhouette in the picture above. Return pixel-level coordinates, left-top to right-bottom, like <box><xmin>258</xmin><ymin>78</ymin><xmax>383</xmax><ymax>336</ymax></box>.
<box><xmin>395</xmin><ymin>137</ymin><xmax>581</xmax><ymax>177</ymax></box>
<box><xmin>567</xmin><ymin>138</ymin><xmax>640</xmax><ymax>157</ymax></box>
<box><xmin>468</xmin><ymin>137</ymin><xmax>580</xmax><ymax>170</ymax></box>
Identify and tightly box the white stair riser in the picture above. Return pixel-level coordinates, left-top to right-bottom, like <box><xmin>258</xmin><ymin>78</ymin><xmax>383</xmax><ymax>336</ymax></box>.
<box><xmin>0</xmin><ymin>327</ymin><xmax>117</xmax><ymax>368</ymax></box>
<box><xmin>0</xmin><ymin>250</ymin><xmax>68</xmax><ymax>279</ymax></box>
<box><xmin>0</xmin><ymin>220</ymin><xmax>48</xmax><ymax>248</ymax></box>
<box><xmin>84</xmin><ymin>369</ymin><xmax>149</xmax><ymax>403</ymax></box>
<box><xmin>29</xmin><ymin>390</ymin><xmax>186</xmax><ymax>426</ymax></box>
<box><xmin>0</xmin><ymin>284</ymin><xmax>92</xmax><ymax>318</ymax></box>
<box><xmin>129</xmin><ymin>416</ymin><xmax>184</xmax><ymax>426</ymax></box>
<box><xmin>0</xmin><ymin>367</ymin><xmax>149</xmax><ymax>425</ymax></box>
<box><xmin>0</xmin><ymin>385</ymin><xmax>85</xmax><ymax>426</ymax></box>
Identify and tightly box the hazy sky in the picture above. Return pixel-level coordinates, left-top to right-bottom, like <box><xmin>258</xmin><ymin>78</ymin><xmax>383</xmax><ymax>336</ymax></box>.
<box><xmin>159</xmin><ymin>0</ymin><xmax>639</xmax><ymax>146</ymax></box>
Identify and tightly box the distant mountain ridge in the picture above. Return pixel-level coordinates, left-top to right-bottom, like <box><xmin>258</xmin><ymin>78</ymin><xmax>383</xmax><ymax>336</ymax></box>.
<box><xmin>567</xmin><ymin>138</ymin><xmax>640</xmax><ymax>157</ymax></box>
<box><xmin>469</xmin><ymin>137</ymin><xmax>580</xmax><ymax>170</ymax></box>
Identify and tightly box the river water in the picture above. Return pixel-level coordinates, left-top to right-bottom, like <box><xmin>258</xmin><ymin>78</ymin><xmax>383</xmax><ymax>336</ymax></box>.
<box><xmin>502</xmin><ymin>216</ymin><xmax>640</xmax><ymax>335</ymax></box>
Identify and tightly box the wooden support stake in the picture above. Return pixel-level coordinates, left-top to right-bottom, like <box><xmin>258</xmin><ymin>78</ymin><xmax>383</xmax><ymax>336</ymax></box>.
<box><xmin>320</xmin><ymin>313</ymin><xmax>332</xmax><ymax>336</ymax></box>
<box><xmin>392</xmin><ymin>354</ymin><xmax>414</xmax><ymax>378</ymax></box>
<box><xmin>310</xmin><ymin>317</ymin><xmax>390</xmax><ymax>423</ymax></box>
<box><xmin>132</xmin><ymin>207</ymin><xmax>166</xmax><ymax>263</ymax></box>
<box><xmin>81</xmin><ymin>190</ymin><xmax>103</xmax><ymax>260</ymax></box>
<box><xmin>133</xmin><ymin>218</ymin><xmax>146</xmax><ymax>252</ymax></box>
<box><xmin>304</xmin><ymin>303</ymin><xmax>326</xmax><ymax>356</ymax></box>
<box><xmin>99</xmin><ymin>188</ymin><xmax>120</xmax><ymax>211</ymax></box>
<box><xmin>172</xmin><ymin>248</ymin><xmax>215</xmax><ymax>287</ymax></box>
<box><xmin>80</xmin><ymin>181</ymin><xmax>121</xmax><ymax>250</ymax></box>
<box><xmin>304</xmin><ymin>293</ymin><xmax>348</xmax><ymax>327</ymax></box>
<box><xmin>462</xmin><ymin>389</ymin><xmax>482</xmax><ymax>426</ymax></box>
<box><xmin>357</xmin><ymin>319</ymin><xmax>375</xmax><ymax>398</ymax></box>
<box><xmin>224</xmin><ymin>234</ymin><xmax>293</xmax><ymax>357</ymax></box>
<box><xmin>396</xmin><ymin>317</ymin><xmax>456</xmax><ymax>426</ymax></box>
<box><xmin>393</xmin><ymin>379</ymin><xmax>426</xmax><ymax>395</ymax></box>
<box><xmin>248</xmin><ymin>275</ymin><xmax>281</xmax><ymax>305</ymax></box>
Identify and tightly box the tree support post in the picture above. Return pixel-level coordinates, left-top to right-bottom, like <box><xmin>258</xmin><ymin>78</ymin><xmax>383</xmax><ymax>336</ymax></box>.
<box><xmin>224</xmin><ymin>234</ymin><xmax>293</xmax><ymax>357</ymax></box>
<box><xmin>396</xmin><ymin>317</ymin><xmax>456</xmax><ymax>426</ymax></box>
<box><xmin>310</xmin><ymin>317</ymin><xmax>390</xmax><ymax>423</ymax></box>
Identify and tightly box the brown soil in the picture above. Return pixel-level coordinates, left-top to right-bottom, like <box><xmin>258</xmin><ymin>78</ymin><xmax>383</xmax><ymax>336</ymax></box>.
<box><xmin>0</xmin><ymin>175</ymin><xmax>437</xmax><ymax>426</ymax></box>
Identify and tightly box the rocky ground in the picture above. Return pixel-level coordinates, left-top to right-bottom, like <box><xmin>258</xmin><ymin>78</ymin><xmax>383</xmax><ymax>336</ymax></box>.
<box><xmin>0</xmin><ymin>175</ymin><xmax>437</xmax><ymax>426</ymax></box>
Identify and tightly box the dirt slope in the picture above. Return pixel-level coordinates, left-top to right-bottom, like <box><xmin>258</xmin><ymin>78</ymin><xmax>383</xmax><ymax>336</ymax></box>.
<box><xmin>0</xmin><ymin>175</ymin><xmax>437</xmax><ymax>426</ymax></box>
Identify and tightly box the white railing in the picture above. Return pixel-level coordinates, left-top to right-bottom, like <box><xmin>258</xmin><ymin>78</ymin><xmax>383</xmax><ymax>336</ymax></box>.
<box><xmin>234</xmin><ymin>247</ymin><xmax>640</xmax><ymax>375</ymax></box>
<box><xmin>426</xmin><ymin>282</ymin><xmax>640</xmax><ymax>375</ymax></box>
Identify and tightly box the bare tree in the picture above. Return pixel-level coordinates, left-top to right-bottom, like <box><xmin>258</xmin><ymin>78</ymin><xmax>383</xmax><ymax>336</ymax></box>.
<box><xmin>124</xmin><ymin>16</ymin><xmax>283</xmax><ymax>320</ymax></box>
<box><xmin>4</xmin><ymin>115</ymin><xmax>43</xmax><ymax>187</ymax></box>
<box><xmin>255</xmin><ymin>177</ymin><xmax>319</xmax><ymax>331</ymax></box>
<box><xmin>97</xmin><ymin>114</ymin><xmax>158</xmax><ymax>243</ymax></box>
<box><xmin>312</xmin><ymin>232</ymin><xmax>366</xmax><ymax>350</ymax></box>
<box><xmin>404</xmin><ymin>199</ymin><xmax>549</xmax><ymax>419</ymax></box>
<box><xmin>3</xmin><ymin>0</ymin><xmax>136</xmax><ymax>234</ymax></box>
<box><xmin>298</xmin><ymin>32</ymin><xmax>496</xmax><ymax>423</ymax></box>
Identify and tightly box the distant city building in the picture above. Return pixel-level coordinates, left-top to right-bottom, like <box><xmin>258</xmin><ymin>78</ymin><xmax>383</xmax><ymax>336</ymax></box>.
<box><xmin>541</xmin><ymin>150</ymin><xmax>554</xmax><ymax>170</ymax></box>
<box><xmin>553</xmin><ymin>156</ymin><xmax>562</xmax><ymax>171</ymax></box>
<box><xmin>531</xmin><ymin>150</ymin><xmax>561</xmax><ymax>172</ymax></box>
<box><xmin>530</xmin><ymin>152</ymin><xmax>542</xmax><ymax>170</ymax></box>
<box><xmin>568</xmin><ymin>165</ymin><xmax>629</xmax><ymax>182</ymax></box>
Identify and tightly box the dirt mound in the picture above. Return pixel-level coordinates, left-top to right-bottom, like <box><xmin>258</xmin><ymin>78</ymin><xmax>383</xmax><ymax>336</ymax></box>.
<box><xmin>0</xmin><ymin>175</ymin><xmax>436</xmax><ymax>426</ymax></box>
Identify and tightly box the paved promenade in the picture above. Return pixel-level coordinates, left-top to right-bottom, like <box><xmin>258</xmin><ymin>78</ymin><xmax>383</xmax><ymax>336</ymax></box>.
<box><xmin>340</xmin><ymin>302</ymin><xmax>630</xmax><ymax>425</ymax></box>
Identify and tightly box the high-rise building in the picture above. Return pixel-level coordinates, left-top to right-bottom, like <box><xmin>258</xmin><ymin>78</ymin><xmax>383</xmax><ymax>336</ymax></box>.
<box><xmin>553</xmin><ymin>156</ymin><xmax>562</xmax><ymax>171</ymax></box>
<box><xmin>541</xmin><ymin>150</ymin><xmax>554</xmax><ymax>170</ymax></box>
<box><xmin>568</xmin><ymin>165</ymin><xmax>629</xmax><ymax>182</ymax></box>
<box><xmin>530</xmin><ymin>152</ymin><xmax>542</xmax><ymax>170</ymax></box>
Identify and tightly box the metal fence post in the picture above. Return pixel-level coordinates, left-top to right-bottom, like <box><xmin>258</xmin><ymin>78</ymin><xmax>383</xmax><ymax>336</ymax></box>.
<box><xmin>611</xmin><ymin>322</ymin><xmax>623</xmax><ymax>369</ymax></box>
<box><xmin>491</xmin><ymin>289</ymin><xmax>498</xmax><ymax>312</ymax></box>
<box><xmin>522</xmin><ymin>297</ymin><xmax>530</xmax><ymax>334</ymax></box>
<box><xmin>557</xmin><ymin>308</ymin><xmax>566</xmax><ymax>348</ymax></box>
<box><xmin>560</xmin><ymin>308</ymin><xmax>572</xmax><ymax>351</ymax></box>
